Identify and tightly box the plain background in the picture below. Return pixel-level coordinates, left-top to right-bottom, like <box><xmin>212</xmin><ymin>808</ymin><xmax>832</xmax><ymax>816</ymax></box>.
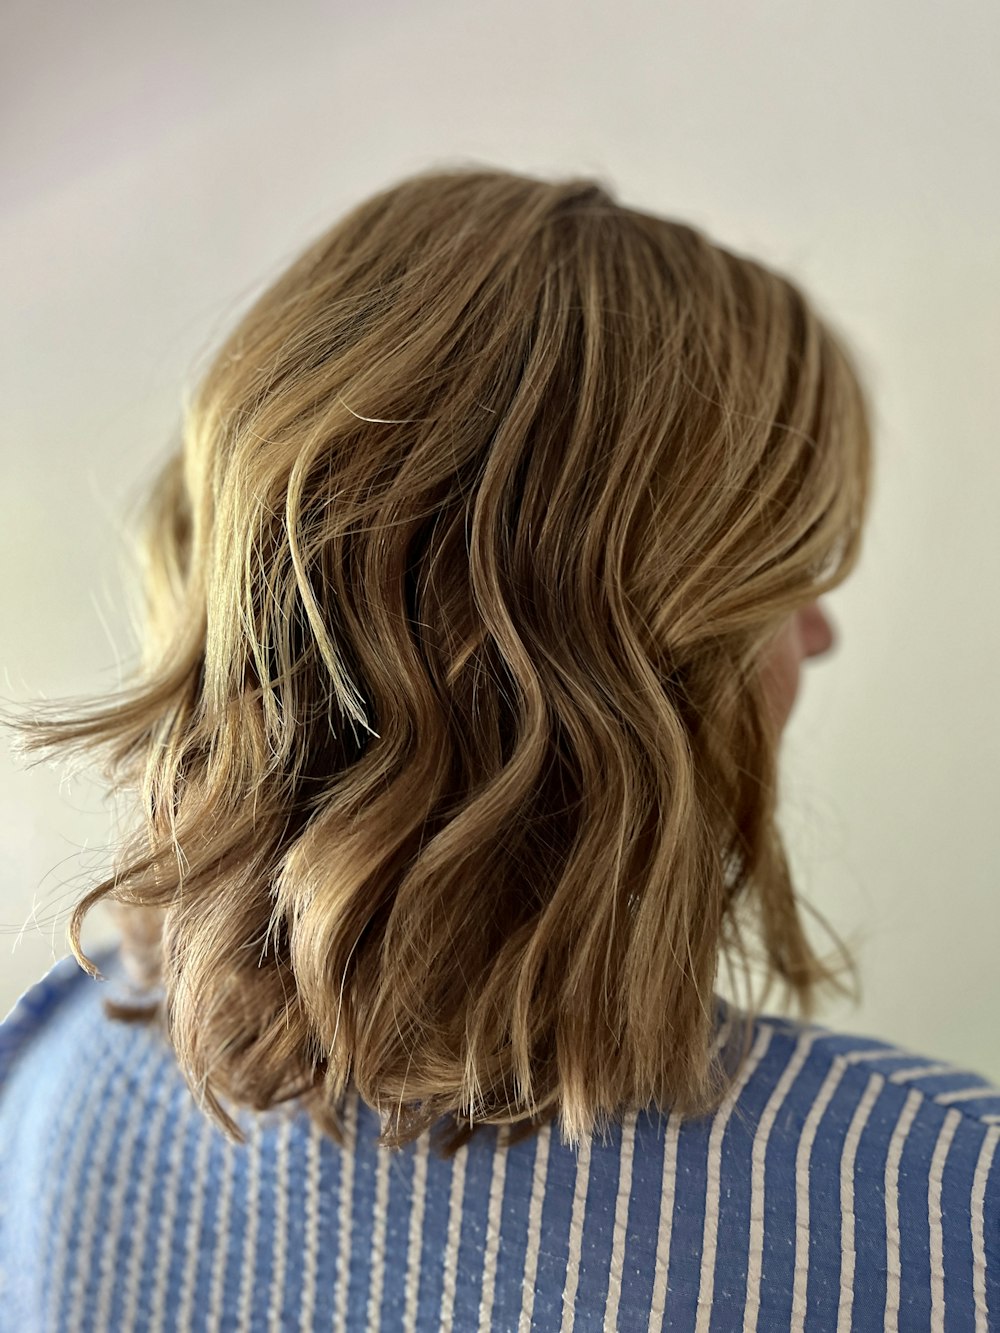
<box><xmin>1</xmin><ymin>0</ymin><xmax>997</xmax><ymax>1083</ymax></box>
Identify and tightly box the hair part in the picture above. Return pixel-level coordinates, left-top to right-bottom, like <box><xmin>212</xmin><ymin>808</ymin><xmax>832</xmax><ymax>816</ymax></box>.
<box><xmin>2</xmin><ymin>164</ymin><xmax>873</xmax><ymax>1156</ymax></box>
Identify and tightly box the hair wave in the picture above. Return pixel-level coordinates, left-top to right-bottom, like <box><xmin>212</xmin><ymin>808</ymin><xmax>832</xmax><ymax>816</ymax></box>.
<box><xmin>2</xmin><ymin>165</ymin><xmax>873</xmax><ymax>1156</ymax></box>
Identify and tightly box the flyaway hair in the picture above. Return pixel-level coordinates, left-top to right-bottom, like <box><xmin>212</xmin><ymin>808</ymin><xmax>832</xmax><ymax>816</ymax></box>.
<box><xmin>1</xmin><ymin>165</ymin><xmax>873</xmax><ymax>1156</ymax></box>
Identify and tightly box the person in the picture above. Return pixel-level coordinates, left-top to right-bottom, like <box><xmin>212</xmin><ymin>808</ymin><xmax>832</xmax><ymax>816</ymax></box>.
<box><xmin>0</xmin><ymin>165</ymin><xmax>997</xmax><ymax>1332</ymax></box>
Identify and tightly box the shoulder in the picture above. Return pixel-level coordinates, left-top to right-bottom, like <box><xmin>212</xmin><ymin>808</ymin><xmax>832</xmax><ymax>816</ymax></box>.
<box><xmin>722</xmin><ymin>1005</ymin><xmax>1000</xmax><ymax>1234</ymax></box>
<box><xmin>1</xmin><ymin>950</ymin><xmax>105</xmax><ymax>1073</ymax></box>
<box><xmin>745</xmin><ymin>1006</ymin><xmax>1000</xmax><ymax>1133</ymax></box>
<box><xmin>0</xmin><ymin>943</ymin><xmax>138</xmax><ymax>1094</ymax></box>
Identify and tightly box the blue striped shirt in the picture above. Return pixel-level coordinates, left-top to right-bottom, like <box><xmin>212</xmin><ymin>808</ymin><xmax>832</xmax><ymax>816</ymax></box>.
<box><xmin>1</xmin><ymin>945</ymin><xmax>998</xmax><ymax>1331</ymax></box>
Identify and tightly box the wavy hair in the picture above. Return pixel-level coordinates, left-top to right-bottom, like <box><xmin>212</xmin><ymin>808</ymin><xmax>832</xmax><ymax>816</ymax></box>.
<box><xmin>2</xmin><ymin>165</ymin><xmax>873</xmax><ymax>1156</ymax></box>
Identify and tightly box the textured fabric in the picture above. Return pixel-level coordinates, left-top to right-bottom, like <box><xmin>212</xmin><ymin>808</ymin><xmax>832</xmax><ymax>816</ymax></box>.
<box><xmin>1</xmin><ymin>946</ymin><xmax>999</xmax><ymax>1332</ymax></box>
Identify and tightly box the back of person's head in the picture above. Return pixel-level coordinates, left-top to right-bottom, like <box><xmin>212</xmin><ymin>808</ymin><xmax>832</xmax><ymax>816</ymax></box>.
<box><xmin>5</xmin><ymin>165</ymin><xmax>873</xmax><ymax>1157</ymax></box>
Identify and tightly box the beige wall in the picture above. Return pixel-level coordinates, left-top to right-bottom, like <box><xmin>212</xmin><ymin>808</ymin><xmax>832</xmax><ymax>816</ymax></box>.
<box><xmin>2</xmin><ymin>0</ymin><xmax>998</xmax><ymax>1082</ymax></box>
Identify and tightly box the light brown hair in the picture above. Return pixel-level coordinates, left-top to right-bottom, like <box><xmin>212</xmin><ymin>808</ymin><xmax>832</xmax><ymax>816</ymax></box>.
<box><xmin>2</xmin><ymin>165</ymin><xmax>873</xmax><ymax>1156</ymax></box>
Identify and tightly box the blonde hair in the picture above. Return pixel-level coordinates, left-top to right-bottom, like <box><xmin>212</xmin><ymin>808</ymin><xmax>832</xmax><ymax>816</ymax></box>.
<box><xmin>3</xmin><ymin>165</ymin><xmax>873</xmax><ymax>1156</ymax></box>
